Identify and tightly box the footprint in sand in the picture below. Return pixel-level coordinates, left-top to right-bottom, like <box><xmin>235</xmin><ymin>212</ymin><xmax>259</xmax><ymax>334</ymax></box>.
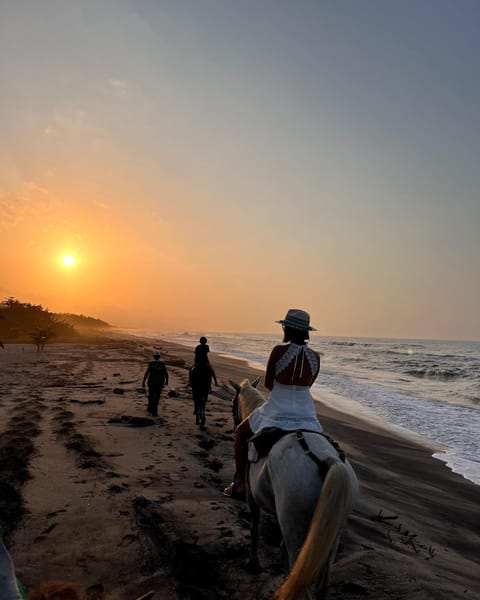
<box><xmin>46</xmin><ymin>509</ymin><xmax>67</xmax><ymax>518</ymax></box>
<box><xmin>118</xmin><ymin>533</ymin><xmax>137</xmax><ymax>547</ymax></box>
<box><xmin>219</xmin><ymin>528</ymin><xmax>234</xmax><ymax>538</ymax></box>
<box><xmin>198</xmin><ymin>439</ymin><xmax>217</xmax><ymax>451</ymax></box>
<box><xmin>205</xmin><ymin>458</ymin><xmax>223</xmax><ymax>472</ymax></box>
<box><xmin>34</xmin><ymin>535</ymin><xmax>47</xmax><ymax>544</ymax></box>
<box><xmin>106</xmin><ymin>484</ymin><xmax>125</xmax><ymax>495</ymax></box>
<box><xmin>41</xmin><ymin>523</ymin><xmax>58</xmax><ymax>535</ymax></box>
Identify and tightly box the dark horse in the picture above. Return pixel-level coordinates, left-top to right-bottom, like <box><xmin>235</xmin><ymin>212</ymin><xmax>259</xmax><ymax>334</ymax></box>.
<box><xmin>190</xmin><ymin>364</ymin><xmax>212</xmax><ymax>430</ymax></box>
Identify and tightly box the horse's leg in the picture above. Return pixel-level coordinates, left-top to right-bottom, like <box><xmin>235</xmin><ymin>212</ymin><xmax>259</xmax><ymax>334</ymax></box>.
<box><xmin>192</xmin><ymin>390</ymin><xmax>199</xmax><ymax>424</ymax></box>
<box><xmin>313</xmin><ymin>534</ymin><xmax>340</xmax><ymax>599</ymax></box>
<box><xmin>200</xmin><ymin>393</ymin><xmax>207</xmax><ymax>427</ymax></box>
<box><xmin>246</xmin><ymin>497</ymin><xmax>262</xmax><ymax>573</ymax></box>
<box><xmin>198</xmin><ymin>393</ymin><xmax>207</xmax><ymax>430</ymax></box>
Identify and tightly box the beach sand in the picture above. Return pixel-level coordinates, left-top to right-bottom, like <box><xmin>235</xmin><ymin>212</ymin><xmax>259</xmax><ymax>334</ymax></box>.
<box><xmin>0</xmin><ymin>337</ymin><xmax>478</xmax><ymax>599</ymax></box>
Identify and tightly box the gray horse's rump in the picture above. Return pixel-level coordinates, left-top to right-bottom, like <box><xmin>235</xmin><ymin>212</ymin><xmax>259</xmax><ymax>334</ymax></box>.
<box><xmin>249</xmin><ymin>431</ymin><xmax>357</xmax><ymax>519</ymax></box>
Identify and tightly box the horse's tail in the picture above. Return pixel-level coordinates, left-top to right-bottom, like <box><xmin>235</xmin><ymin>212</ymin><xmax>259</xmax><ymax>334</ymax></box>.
<box><xmin>273</xmin><ymin>461</ymin><xmax>354</xmax><ymax>600</ymax></box>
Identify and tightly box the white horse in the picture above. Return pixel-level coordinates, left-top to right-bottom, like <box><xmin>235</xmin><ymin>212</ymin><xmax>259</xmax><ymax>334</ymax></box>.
<box><xmin>230</xmin><ymin>379</ymin><xmax>359</xmax><ymax>600</ymax></box>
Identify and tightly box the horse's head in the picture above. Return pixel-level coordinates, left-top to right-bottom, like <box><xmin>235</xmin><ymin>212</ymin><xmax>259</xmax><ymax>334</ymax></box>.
<box><xmin>229</xmin><ymin>376</ymin><xmax>262</xmax><ymax>427</ymax></box>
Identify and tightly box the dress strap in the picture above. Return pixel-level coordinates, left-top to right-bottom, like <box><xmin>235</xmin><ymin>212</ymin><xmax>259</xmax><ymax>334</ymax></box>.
<box><xmin>275</xmin><ymin>344</ymin><xmax>319</xmax><ymax>379</ymax></box>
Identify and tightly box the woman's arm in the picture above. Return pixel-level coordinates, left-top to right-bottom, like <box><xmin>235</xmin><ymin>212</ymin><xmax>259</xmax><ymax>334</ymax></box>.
<box><xmin>312</xmin><ymin>351</ymin><xmax>321</xmax><ymax>382</ymax></box>
<box><xmin>264</xmin><ymin>346</ymin><xmax>283</xmax><ymax>390</ymax></box>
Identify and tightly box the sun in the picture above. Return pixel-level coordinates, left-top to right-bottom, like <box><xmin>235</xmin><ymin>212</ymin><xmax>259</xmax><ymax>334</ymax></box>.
<box><xmin>62</xmin><ymin>254</ymin><xmax>76</xmax><ymax>267</ymax></box>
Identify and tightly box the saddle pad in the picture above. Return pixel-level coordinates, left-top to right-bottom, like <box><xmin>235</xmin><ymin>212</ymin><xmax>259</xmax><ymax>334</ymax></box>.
<box><xmin>250</xmin><ymin>427</ymin><xmax>289</xmax><ymax>458</ymax></box>
<box><xmin>250</xmin><ymin>428</ymin><xmax>347</xmax><ymax>461</ymax></box>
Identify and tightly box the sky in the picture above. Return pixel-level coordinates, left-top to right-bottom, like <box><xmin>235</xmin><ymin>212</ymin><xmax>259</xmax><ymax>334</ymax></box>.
<box><xmin>1</xmin><ymin>0</ymin><xmax>479</xmax><ymax>340</ymax></box>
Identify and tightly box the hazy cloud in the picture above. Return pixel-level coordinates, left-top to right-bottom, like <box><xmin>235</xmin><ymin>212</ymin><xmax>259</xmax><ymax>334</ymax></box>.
<box><xmin>94</xmin><ymin>201</ymin><xmax>109</xmax><ymax>209</ymax></box>
<box><xmin>0</xmin><ymin>183</ymin><xmax>55</xmax><ymax>230</ymax></box>
<box><xmin>44</xmin><ymin>110</ymin><xmax>87</xmax><ymax>137</ymax></box>
<box><xmin>108</xmin><ymin>78</ymin><xmax>128</xmax><ymax>96</ymax></box>
<box><xmin>0</xmin><ymin>193</ymin><xmax>26</xmax><ymax>230</ymax></box>
<box><xmin>25</xmin><ymin>181</ymin><xmax>49</xmax><ymax>195</ymax></box>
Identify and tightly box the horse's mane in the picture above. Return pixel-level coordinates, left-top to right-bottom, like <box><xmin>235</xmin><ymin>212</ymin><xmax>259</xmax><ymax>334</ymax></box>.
<box><xmin>239</xmin><ymin>379</ymin><xmax>265</xmax><ymax>420</ymax></box>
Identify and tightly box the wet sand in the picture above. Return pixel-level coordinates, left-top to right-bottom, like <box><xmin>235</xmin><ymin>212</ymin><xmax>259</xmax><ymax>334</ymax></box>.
<box><xmin>0</xmin><ymin>337</ymin><xmax>478</xmax><ymax>599</ymax></box>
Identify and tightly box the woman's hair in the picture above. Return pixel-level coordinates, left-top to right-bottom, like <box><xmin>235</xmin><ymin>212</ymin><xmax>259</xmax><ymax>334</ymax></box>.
<box><xmin>199</xmin><ymin>336</ymin><xmax>207</xmax><ymax>344</ymax></box>
<box><xmin>283</xmin><ymin>326</ymin><xmax>309</xmax><ymax>344</ymax></box>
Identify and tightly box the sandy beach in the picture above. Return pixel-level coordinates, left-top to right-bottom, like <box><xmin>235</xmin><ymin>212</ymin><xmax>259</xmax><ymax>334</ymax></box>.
<box><xmin>1</xmin><ymin>336</ymin><xmax>478</xmax><ymax>600</ymax></box>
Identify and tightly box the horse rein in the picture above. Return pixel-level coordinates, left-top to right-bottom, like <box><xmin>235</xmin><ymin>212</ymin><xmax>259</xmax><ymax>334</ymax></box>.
<box><xmin>295</xmin><ymin>431</ymin><xmax>346</xmax><ymax>480</ymax></box>
<box><xmin>232</xmin><ymin>393</ymin><xmax>241</xmax><ymax>427</ymax></box>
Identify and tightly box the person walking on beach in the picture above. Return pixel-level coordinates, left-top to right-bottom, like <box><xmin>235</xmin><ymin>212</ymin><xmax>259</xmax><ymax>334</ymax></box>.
<box><xmin>142</xmin><ymin>350</ymin><xmax>168</xmax><ymax>416</ymax></box>
<box><xmin>224</xmin><ymin>309</ymin><xmax>321</xmax><ymax>500</ymax></box>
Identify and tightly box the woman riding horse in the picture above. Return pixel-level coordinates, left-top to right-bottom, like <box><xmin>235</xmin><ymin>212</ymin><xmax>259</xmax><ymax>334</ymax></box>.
<box><xmin>224</xmin><ymin>308</ymin><xmax>322</xmax><ymax>500</ymax></box>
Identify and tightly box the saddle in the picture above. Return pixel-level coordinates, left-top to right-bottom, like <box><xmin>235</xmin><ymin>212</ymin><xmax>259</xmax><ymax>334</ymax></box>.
<box><xmin>251</xmin><ymin>427</ymin><xmax>346</xmax><ymax>465</ymax></box>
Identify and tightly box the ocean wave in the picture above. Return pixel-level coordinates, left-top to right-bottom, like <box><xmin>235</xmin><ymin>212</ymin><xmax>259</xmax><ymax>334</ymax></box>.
<box><xmin>405</xmin><ymin>367</ymin><xmax>465</xmax><ymax>381</ymax></box>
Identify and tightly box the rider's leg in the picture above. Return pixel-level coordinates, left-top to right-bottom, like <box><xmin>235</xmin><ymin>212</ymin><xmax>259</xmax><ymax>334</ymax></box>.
<box><xmin>147</xmin><ymin>386</ymin><xmax>155</xmax><ymax>415</ymax></box>
<box><xmin>151</xmin><ymin>387</ymin><xmax>161</xmax><ymax>416</ymax></box>
<box><xmin>233</xmin><ymin>417</ymin><xmax>253</xmax><ymax>495</ymax></box>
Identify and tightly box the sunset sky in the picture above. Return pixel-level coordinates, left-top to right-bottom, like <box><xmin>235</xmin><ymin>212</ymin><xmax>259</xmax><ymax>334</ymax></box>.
<box><xmin>1</xmin><ymin>1</ymin><xmax>479</xmax><ymax>340</ymax></box>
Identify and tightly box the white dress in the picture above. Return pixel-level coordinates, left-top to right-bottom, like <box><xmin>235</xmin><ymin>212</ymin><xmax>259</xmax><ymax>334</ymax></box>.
<box><xmin>249</xmin><ymin>343</ymin><xmax>323</xmax><ymax>435</ymax></box>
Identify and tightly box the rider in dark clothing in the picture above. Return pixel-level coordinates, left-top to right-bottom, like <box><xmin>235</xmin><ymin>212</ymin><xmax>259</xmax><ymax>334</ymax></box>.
<box><xmin>142</xmin><ymin>351</ymin><xmax>168</xmax><ymax>416</ymax></box>
<box><xmin>190</xmin><ymin>336</ymin><xmax>218</xmax><ymax>386</ymax></box>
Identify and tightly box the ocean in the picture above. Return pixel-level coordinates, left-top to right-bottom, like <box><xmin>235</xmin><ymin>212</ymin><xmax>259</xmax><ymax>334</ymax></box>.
<box><xmin>136</xmin><ymin>330</ymin><xmax>480</xmax><ymax>487</ymax></box>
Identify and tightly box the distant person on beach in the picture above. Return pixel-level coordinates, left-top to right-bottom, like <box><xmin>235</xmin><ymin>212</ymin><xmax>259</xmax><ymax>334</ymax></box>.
<box><xmin>190</xmin><ymin>336</ymin><xmax>218</xmax><ymax>386</ymax></box>
<box><xmin>142</xmin><ymin>350</ymin><xmax>168</xmax><ymax>416</ymax></box>
<box><xmin>224</xmin><ymin>309</ymin><xmax>321</xmax><ymax>500</ymax></box>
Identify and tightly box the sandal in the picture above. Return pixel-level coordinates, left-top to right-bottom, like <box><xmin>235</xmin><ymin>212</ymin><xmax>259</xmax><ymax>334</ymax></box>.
<box><xmin>223</xmin><ymin>482</ymin><xmax>246</xmax><ymax>501</ymax></box>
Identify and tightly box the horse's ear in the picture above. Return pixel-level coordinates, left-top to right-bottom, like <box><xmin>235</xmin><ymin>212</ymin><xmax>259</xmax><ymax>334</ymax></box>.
<box><xmin>251</xmin><ymin>376</ymin><xmax>261</xmax><ymax>388</ymax></box>
<box><xmin>229</xmin><ymin>379</ymin><xmax>240</xmax><ymax>392</ymax></box>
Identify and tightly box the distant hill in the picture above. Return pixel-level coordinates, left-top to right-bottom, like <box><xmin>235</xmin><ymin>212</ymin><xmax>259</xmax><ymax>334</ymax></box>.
<box><xmin>55</xmin><ymin>312</ymin><xmax>111</xmax><ymax>330</ymax></box>
<box><xmin>0</xmin><ymin>297</ymin><xmax>111</xmax><ymax>346</ymax></box>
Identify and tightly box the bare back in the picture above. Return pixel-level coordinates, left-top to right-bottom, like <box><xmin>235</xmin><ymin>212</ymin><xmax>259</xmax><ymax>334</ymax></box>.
<box><xmin>265</xmin><ymin>343</ymin><xmax>320</xmax><ymax>390</ymax></box>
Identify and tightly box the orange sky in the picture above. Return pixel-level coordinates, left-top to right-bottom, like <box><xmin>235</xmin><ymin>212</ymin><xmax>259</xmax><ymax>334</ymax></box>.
<box><xmin>1</xmin><ymin>2</ymin><xmax>479</xmax><ymax>340</ymax></box>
